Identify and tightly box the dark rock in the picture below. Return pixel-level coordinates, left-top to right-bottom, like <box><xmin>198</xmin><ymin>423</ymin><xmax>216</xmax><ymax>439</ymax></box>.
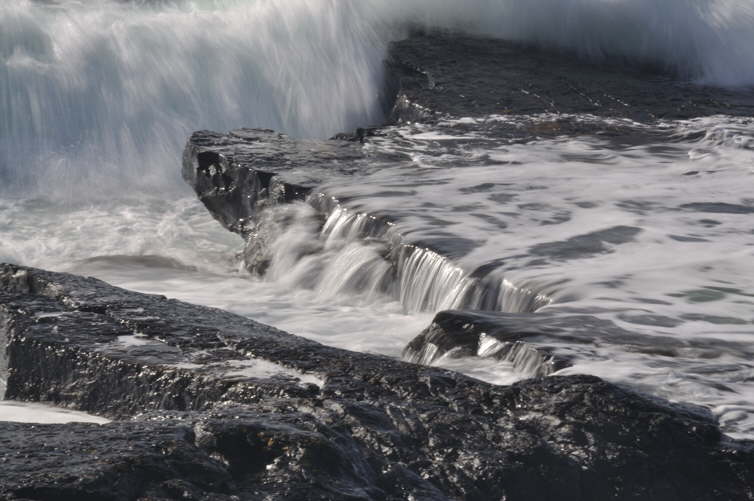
<box><xmin>1</xmin><ymin>264</ymin><xmax>754</xmax><ymax>500</ymax></box>
<box><xmin>0</xmin><ymin>420</ymin><xmax>235</xmax><ymax>500</ymax></box>
<box><xmin>404</xmin><ymin>310</ymin><xmax>571</xmax><ymax>376</ymax></box>
<box><xmin>404</xmin><ymin>309</ymin><xmax>753</xmax><ymax>379</ymax></box>
<box><xmin>386</xmin><ymin>31</ymin><xmax>754</xmax><ymax>124</ymax></box>
<box><xmin>182</xmin><ymin>129</ymin><xmax>368</xmax><ymax>236</ymax></box>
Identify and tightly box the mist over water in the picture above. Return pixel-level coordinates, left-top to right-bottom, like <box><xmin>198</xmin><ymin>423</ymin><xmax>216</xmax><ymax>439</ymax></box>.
<box><xmin>0</xmin><ymin>0</ymin><xmax>387</xmax><ymax>196</ymax></box>
<box><xmin>2</xmin><ymin>0</ymin><xmax>754</xmax><ymax>196</ymax></box>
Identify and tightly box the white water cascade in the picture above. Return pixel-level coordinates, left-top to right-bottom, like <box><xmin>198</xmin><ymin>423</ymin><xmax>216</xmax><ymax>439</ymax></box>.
<box><xmin>250</xmin><ymin>196</ymin><xmax>552</xmax><ymax>315</ymax></box>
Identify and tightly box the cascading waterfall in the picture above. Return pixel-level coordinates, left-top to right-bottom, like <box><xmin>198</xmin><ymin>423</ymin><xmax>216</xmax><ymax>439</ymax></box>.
<box><xmin>414</xmin><ymin>336</ymin><xmax>561</xmax><ymax>378</ymax></box>
<box><xmin>396</xmin><ymin>246</ymin><xmax>470</xmax><ymax>312</ymax></box>
<box><xmin>246</xmin><ymin>195</ymin><xmax>552</xmax><ymax>315</ymax></box>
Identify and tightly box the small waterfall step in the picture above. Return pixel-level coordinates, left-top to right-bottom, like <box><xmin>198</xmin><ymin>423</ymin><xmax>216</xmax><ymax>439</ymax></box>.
<box><xmin>402</xmin><ymin>308</ymin><xmax>748</xmax><ymax>380</ymax></box>
<box><xmin>403</xmin><ymin>310</ymin><xmax>573</xmax><ymax>378</ymax></box>
<box><xmin>183</xmin><ymin>128</ymin><xmax>551</xmax><ymax>315</ymax></box>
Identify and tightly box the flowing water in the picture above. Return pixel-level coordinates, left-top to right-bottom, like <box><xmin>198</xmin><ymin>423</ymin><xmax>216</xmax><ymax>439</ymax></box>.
<box><xmin>1</xmin><ymin>0</ymin><xmax>754</xmax><ymax>436</ymax></box>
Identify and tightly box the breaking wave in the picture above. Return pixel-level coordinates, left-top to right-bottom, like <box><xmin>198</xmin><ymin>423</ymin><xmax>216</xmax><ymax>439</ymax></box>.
<box><xmin>1</xmin><ymin>0</ymin><xmax>753</xmax><ymax>196</ymax></box>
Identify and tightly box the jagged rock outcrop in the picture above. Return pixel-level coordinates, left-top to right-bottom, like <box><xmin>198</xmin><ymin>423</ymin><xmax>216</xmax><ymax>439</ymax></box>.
<box><xmin>1</xmin><ymin>263</ymin><xmax>754</xmax><ymax>500</ymax></box>
<box><xmin>182</xmin><ymin>129</ymin><xmax>391</xmax><ymax>275</ymax></box>
<box><xmin>182</xmin><ymin>128</ymin><xmax>350</xmax><ymax>235</ymax></box>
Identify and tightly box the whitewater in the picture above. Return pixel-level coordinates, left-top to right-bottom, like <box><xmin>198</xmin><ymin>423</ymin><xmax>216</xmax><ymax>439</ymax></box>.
<box><xmin>1</xmin><ymin>0</ymin><xmax>754</xmax><ymax>438</ymax></box>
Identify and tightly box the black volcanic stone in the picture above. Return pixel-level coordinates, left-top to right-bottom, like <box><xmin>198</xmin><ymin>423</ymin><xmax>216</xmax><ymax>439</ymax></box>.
<box><xmin>1</xmin><ymin>263</ymin><xmax>753</xmax><ymax>500</ymax></box>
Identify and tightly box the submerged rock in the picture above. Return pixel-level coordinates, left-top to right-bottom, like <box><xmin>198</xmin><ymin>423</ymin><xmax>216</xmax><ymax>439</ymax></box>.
<box><xmin>404</xmin><ymin>309</ymin><xmax>749</xmax><ymax>380</ymax></box>
<box><xmin>1</xmin><ymin>263</ymin><xmax>754</xmax><ymax>500</ymax></box>
<box><xmin>404</xmin><ymin>310</ymin><xmax>571</xmax><ymax>376</ymax></box>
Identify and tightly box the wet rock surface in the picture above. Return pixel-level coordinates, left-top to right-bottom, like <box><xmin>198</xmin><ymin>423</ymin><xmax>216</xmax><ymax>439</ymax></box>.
<box><xmin>182</xmin><ymin>128</ymin><xmax>352</xmax><ymax>235</ymax></box>
<box><xmin>386</xmin><ymin>31</ymin><xmax>754</xmax><ymax>124</ymax></box>
<box><xmin>2</xmin><ymin>263</ymin><xmax>754</xmax><ymax>500</ymax></box>
<box><xmin>403</xmin><ymin>310</ymin><xmax>572</xmax><ymax>376</ymax></box>
<box><xmin>404</xmin><ymin>309</ymin><xmax>751</xmax><ymax>383</ymax></box>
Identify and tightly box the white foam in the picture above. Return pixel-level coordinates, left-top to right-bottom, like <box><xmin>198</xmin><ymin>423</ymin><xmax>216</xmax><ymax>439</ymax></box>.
<box><xmin>117</xmin><ymin>334</ymin><xmax>154</xmax><ymax>347</ymax></box>
<box><xmin>0</xmin><ymin>196</ymin><xmax>240</xmax><ymax>277</ymax></box>
<box><xmin>0</xmin><ymin>401</ymin><xmax>110</xmax><ymax>425</ymax></box>
<box><xmin>171</xmin><ymin>358</ymin><xmax>325</xmax><ymax>388</ymax></box>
